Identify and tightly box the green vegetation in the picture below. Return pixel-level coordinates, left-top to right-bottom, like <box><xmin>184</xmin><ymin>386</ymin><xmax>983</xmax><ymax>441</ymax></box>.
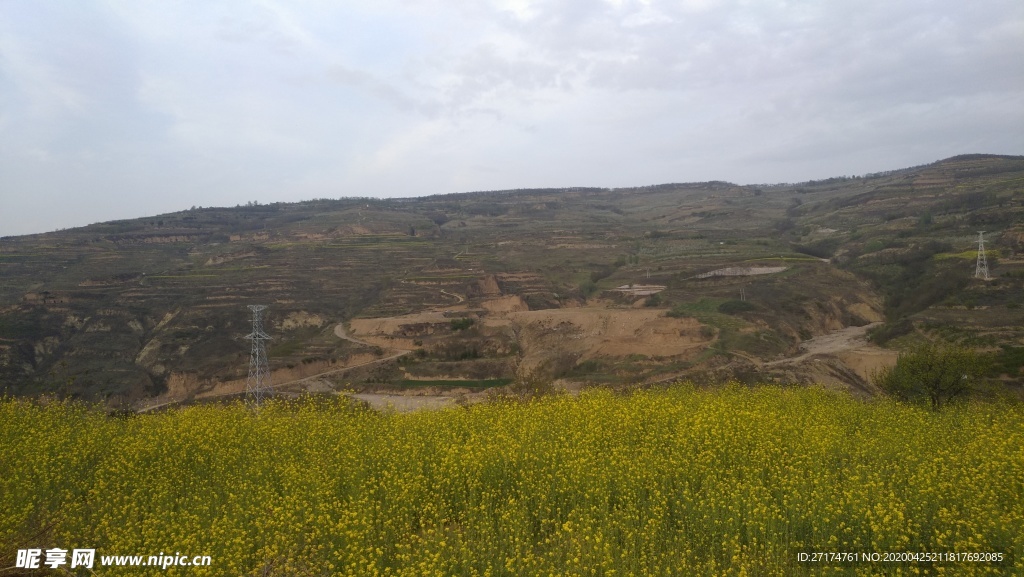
<box><xmin>991</xmin><ymin>346</ymin><xmax>1024</xmax><ymax>379</ymax></box>
<box><xmin>578</xmin><ymin>279</ymin><xmax>598</xmax><ymax>298</ymax></box>
<box><xmin>848</xmin><ymin>240</ymin><xmax>969</xmax><ymax>320</ymax></box>
<box><xmin>935</xmin><ymin>248</ymin><xmax>1002</xmax><ymax>260</ymax></box>
<box><xmin>2</xmin><ymin>154</ymin><xmax>1023</xmax><ymax>400</ymax></box>
<box><xmin>449</xmin><ymin>318</ymin><xmax>475</xmax><ymax>331</ymax></box>
<box><xmin>868</xmin><ymin>318</ymin><xmax>915</xmax><ymax>346</ymax></box>
<box><xmin>872</xmin><ymin>343</ymin><xmax>990</xmax><ymax>410</ymax></box>
<box><xmin>717</xmin><ymin>299</ymin><xmax>757</xmax><ymax>314</ymax></box>
<box><xmin>667</xmin><ymin>298</ymin><xmax>746</xmax><ymax>330</ymax></box>
<box><xmin>2</xmin><ymin>387</ymin><xmax>1021</xmax><ymax>575</ymax></box>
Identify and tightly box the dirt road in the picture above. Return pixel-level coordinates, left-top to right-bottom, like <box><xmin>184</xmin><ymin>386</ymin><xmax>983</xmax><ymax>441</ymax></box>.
<box><xmin>334</xmin><ymin>323</ymin><xmax>376</xmax><ymax>346</ymax></box>
<box><xmin>765</xmin><ymin>322</ymin><xmax>881</xmax><ymax>367</ymax></box>
<box><xmin>137</xmin><ymin>324</ymin><xmax>410</xmax><ymax>413</ymax></box>
<box><xmin>439</xmin><ymin>289</ymin><xmax>465</xmax><ymax>303</ymax></box>
<box><xmin>137</xmin><ymin>321</ymin><xmax>889</xmax><ymax>414</ymax></box>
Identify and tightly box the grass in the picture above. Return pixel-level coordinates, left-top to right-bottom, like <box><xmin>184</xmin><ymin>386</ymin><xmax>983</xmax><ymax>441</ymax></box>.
<box><xmin>269</xmin><ymin>339</ymin><xmax>305</xmax><ymax>358</ymax></box>
<box><xmin>936</xmin><ymin>249</ymin><xmax>1002</xmax><ymax>260</ymax></box>
<box><xmin>719</xmin><ymin>330</ymin><xmax>790</xmax><ymax>357</ymax></box>
<box><xmin>667</xmin><ymin>298</ymin><xmax>748</xmax><ymax>330</ymax></box>
<box><xmin>2</xmin><ymin>386</ymin><xmax>1021</xmax><ymax>575</ymax></box>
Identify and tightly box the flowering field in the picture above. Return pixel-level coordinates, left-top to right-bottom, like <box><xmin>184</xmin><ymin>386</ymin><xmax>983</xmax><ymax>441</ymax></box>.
<box><xmin>2</xmin><ymin>386</ymin><xmax>1022</xmax><ymax>576</ymax></box>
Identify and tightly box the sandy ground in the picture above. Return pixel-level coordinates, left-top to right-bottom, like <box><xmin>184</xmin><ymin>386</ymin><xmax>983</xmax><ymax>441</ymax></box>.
<box><xmin>507</xmin><ymin>307</ymin><xmax>706</xmax><ymax>364</ymax></box>
<box><xmin>334</xmin><ymin>322</ymin><xmax>378</xmax><ymax>346</ymax></box>
<box><xmin>836</xmin><ymin>348</ymin><xmax>900</xmax><ymax>384</ymax></box>
<box><xmin>137</xmin><ymin>301</ymin><xmax>897</xmax><ymax>414</ymax></box>
<box><xmin>350</xmin><ymin>312</ymin><xmax>451</xmax><ymax>337</ymax></box>
<box><xmin>481</xmin><ymin>295</ymin><xmax>528</xmax><ymax>313</ymax></box>
<box><xmin>341</xmin><ymin>313</ymin><xmax>898</xmax><ymax>410</ymax></box>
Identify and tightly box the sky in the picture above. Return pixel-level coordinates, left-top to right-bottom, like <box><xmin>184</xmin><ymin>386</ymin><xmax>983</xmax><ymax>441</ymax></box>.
<box><xmin>1</xmin><ymin>0</ymin><xmax>1022</xmax><ymax>237</ymax></box>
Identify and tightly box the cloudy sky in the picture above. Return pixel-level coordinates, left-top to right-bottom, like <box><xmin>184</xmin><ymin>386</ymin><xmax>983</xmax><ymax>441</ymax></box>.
<box><xmin>1</xmin><ymin>0</ymin><xmax>1022</xmax><ymax>236</ymax></box>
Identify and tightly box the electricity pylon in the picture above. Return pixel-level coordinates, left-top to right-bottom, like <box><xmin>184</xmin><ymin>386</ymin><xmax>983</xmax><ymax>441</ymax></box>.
<box><xmin>975</xmin><ymin>231</ymin><xmax>990</xmax><ymax>281</ymax></box>
<box><xmin>245</xmin><ymin>305</ymin><xmax>272</xmax><ymax>410</ymax></box>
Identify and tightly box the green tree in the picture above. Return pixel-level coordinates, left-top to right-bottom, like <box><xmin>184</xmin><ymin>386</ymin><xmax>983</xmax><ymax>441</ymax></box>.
<box><xmin>579</xmin><ymin>279</ymin><xmax>598</xmax><ymax>299</ymax></box>
<box><xmin>450</xmin><ymin>318</ymin><xmax>475</xmax><ymax>331</ymax></box>
<box><xmin>873</xmin><ymin>343</ymin><xmax>989</xmax><ymax>410</ymax></box>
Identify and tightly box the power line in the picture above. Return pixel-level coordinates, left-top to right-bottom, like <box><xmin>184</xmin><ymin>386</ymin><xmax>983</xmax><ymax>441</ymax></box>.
<box><xmin>245</xmin><ymin>305</ymin><xmax>272</xmax><ymax>410</ymax></box>
<box><xmin>975</xmin><ymin>231</ymin><xmax>990</xmax><ymax>281</ymax></box>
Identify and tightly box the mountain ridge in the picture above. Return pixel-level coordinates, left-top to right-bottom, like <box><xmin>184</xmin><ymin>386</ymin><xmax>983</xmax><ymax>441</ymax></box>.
<box><xmin>2</xmin><ymin>153</ymin><xmax>1021</xmax><ymax>406</ymax></box>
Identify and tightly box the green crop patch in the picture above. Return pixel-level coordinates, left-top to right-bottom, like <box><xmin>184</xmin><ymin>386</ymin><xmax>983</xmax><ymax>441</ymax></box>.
<box><xmin>667</xmin><ymin>298</ymin><xmax>748</xmax><ymax>330</ymax></box>
<box><xmin>935</xmin><ymin>249</ymin><xmax>1001</xmax><ymax>260</ymax></box>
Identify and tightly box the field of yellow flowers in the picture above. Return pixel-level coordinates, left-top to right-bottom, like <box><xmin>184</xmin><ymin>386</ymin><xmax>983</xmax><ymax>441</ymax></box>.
<box><xmin>2</xmin><ymin>385</ymin><xmax>1022</xmax><ymax>575</ymax></box>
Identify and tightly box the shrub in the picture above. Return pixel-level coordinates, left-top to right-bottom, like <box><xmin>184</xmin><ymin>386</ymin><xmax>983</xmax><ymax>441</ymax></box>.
<box><xmin>450</xmin><ymin>318</ymin><xmax>475</xmax><ymax>331</ymax></box>
<box><xmin>666</xmin><ymin>308</ymin><xmax>683</xmax><ymax>318</ymax></box>
<box><xmin>873</xmin><ymin>343</ymin><xmax>990</xmax><ymax>410</ymax></box>
<box><xmin>868</xmin><ymin>319</ymin><xmax>914</xmax><ymax>345</ymax></box>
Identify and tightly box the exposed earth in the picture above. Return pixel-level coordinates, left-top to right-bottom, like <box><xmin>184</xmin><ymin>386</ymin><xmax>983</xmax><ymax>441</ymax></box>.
<box><xmin>1</xmin><ymin>154</ymin><xmax>1022</xmax><ymax>408</ymax></box>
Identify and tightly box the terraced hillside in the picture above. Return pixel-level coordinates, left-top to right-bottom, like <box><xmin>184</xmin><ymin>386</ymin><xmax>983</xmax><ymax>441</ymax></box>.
<box><xmin>1</xmin><ymin>154</ymin><xmax>1022</xmax><ymax>405</ymax></box>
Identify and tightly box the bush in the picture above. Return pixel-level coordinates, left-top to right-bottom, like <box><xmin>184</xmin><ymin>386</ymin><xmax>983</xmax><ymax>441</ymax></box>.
<box><xmin>791</xmin><ymin>238</ymin><xmax>841</xmax><ymax>259</ymax></box>
<box><xmin>873</xmin><ymin>343</ymin><xmax>990</xmax><ymax>410</ymax></box>
<box><xmin>868</xmin><ymin>319</ymin><xmax>914</xmax><ymax>346</ymax></box>
<box><xmin>450</xmin><ymin>318</ymin><xmax>475</xmax><ymax>331</ymax></box>
<box><xmin>989</xmin><ymin>346</ymin><xmax>1024</xmax><ymax>378</ymax></box>
<box><xmin>579</xmin><ymin>280</ymin><xmax>598</xmax><ymax>298</ymax></box>
<box><xmin>665</xmin><ymin>307</ymin><xmax>687</xmax><ymax>319</ymax></box>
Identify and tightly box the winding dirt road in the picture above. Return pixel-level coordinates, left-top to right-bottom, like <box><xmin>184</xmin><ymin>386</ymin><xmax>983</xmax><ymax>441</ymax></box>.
<box><xmin>765</xmin><ymin>322</ymin><xmax>881</xmax><ymax>367</ymax></box>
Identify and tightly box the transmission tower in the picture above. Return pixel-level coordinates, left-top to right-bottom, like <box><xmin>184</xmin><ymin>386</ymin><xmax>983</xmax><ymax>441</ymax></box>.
<box><xmin>244</xmin><ymin>305</ymin><xmax>272</xmax><ymax>410</ymax></box>
<box><xmin>975</xmin><ymin>231</ymin><xmax>990</xmax><ymax>281</ymax></box>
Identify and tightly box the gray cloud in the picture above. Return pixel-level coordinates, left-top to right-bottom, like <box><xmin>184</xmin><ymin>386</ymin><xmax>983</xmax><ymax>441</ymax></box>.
<box><xmin>1</xmin><ymin>0</ymin><xmax>1021</xmax><ymax>236</ymax></box>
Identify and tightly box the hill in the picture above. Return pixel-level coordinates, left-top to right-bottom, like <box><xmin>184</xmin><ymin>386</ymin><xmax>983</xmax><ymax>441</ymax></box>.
<box><xmin>1</xmin><ymin>154</ymin><xmax>1022</xmax><ymax>406</ymax></box>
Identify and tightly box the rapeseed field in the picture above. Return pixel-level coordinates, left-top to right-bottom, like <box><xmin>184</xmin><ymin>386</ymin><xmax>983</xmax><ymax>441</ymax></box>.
<box><xmin>1</xmin><ymin>385</ymin><xmax>1022</xmax><ymax>575</ymax></box>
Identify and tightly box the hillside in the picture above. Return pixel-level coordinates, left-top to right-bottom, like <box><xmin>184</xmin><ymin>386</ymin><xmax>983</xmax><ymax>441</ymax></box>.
<box><xmin>1</xmin><ymin>154</ymin><xmax>1022</xmax><ymax>406</ymax></box>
